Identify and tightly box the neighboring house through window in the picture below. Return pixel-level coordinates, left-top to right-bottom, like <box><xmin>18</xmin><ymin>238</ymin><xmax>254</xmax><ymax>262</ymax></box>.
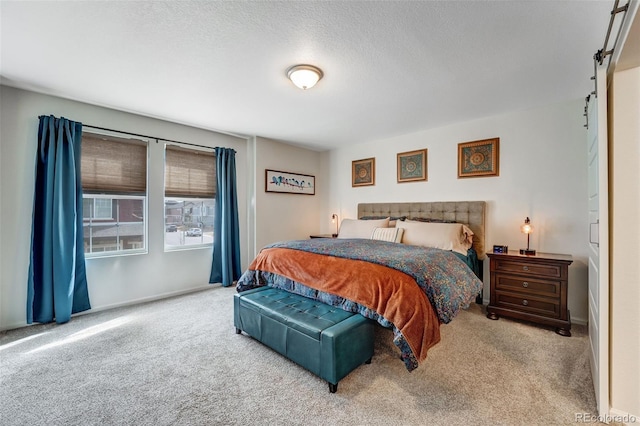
<box><xmin>83</xmin><ymin>198</ymin><xmax>113</xmax><ymax>219</ymax></box>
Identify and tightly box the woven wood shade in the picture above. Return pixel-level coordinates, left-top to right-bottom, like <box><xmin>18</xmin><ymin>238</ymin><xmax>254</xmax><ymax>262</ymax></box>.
<box><xmin>164</xmin><ymin>145</ymin><xmax>216</xmax><ymax>198</ymax></box>
<box><xmin>81</xmin><ymin>133</ymin><xmax>147</xmax><ymax>195</ymax></box>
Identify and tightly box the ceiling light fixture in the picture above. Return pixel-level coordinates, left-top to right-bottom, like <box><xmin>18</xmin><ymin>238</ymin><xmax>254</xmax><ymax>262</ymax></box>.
<box><xmin>286</xmin><ymin>64</ymin><xmax>323</xmax><ymax>90</ymax></box>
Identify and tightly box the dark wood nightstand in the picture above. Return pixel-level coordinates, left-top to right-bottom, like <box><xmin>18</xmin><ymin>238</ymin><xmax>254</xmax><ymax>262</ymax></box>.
<box><xmin>486</xmin><ymin>251</ymin><xmax>573</xmax><ymax>336</ymax></box>
<box><xmin>309</xmin><ymin>234</ymin><xmax>337</xmax><ymax>239</ymax></box>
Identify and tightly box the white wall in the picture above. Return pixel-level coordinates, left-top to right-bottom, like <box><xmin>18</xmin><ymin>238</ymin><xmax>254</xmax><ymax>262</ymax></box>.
<box><xmin>0</xmin><ymin>87</ymin><xmax>592</xmax><ymax>329</ymax></box>
<box><xmin>254</xmin><ymin>137</ymin><xmax>325</xmax><ymax>253</ymax></box>
<box><xmin>0</xmin><ymin>86</ymin><xmax>249</xmax><ymax>330</ymax></box>
<box><xmin>324</xmin><ymin>99</ymin><xmax>590</xmax><ymax>323</ymax></box>
<box><xmin>610</xmin><ymin>66</ymin><xmax>640</xmax><ymax>420</ymax></box>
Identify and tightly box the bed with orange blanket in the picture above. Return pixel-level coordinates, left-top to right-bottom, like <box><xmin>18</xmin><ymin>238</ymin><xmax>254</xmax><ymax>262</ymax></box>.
<box><xmin>236</xmin><ymin>238</ymin><xmax>482</xmax><ymax>371</ymax></box>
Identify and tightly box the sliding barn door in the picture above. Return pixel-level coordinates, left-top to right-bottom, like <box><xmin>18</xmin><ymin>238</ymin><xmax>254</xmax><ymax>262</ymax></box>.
<box><xmin>587</xmin><ymin>62</ymin><xmax>609</xmax><ymax>417</ymax></box>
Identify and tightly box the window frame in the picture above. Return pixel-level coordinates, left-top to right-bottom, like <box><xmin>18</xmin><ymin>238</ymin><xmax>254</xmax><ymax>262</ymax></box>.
<box><xmin>163</xmin><ymin>142</ymin><xmax>216</xmax><ymax>252</ymax></box>
<box><xmin>83</xmin><ymin>197</ymin><xmax>114</xmax><ymax>220</ymax></box>
<box><xmin>164</xmin><ymin>197</ymin><xmax>215</xmax><ymax>251</ymax></box>
<box><xmin>83</xmin><ymin>194</ymin><xmax>148</xmax><ymax>258</ymax></box>
<box><xmin>82</xmin><ymin>129</ymin><xmax>150</xmax><ymax>259</ymax></box>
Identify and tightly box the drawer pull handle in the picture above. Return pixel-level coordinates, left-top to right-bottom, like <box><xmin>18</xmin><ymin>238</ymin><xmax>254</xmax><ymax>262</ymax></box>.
<box><xmin>522</xmin><ymin>281</ymin><xmax>529</xmax><ymax>288</ymax></box>
<box><xmin>522</xmin><ymin>299</ymin><xmax>529</xmax><ymax>306</ymax></box>
<box><xmin>523</xmin><ymin>266</ymin><xmax>529</xmax><ymax>271</ymax></box>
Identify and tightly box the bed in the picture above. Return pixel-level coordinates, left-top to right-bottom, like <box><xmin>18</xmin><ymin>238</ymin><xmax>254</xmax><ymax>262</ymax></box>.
<box><xmin>236</xmin><ymin>201</ymin><xmax>485</xmax><ymax>371</ymax></box>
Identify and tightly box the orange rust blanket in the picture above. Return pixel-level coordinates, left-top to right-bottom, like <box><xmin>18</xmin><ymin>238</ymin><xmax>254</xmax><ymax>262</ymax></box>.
<box><xmin>247</xmin><ymin>247</ymin><xmax>441</xmax><ymax>365</ymax></box>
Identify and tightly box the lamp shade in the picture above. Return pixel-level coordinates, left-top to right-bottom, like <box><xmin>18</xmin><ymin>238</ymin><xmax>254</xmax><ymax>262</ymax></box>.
<box><xmin>287</xmin><ymin>64</ymin><xmax>323</xmax><ymax>90</ymax></box>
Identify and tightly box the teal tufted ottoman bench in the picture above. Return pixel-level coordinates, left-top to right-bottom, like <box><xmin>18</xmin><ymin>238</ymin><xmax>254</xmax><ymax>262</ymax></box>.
<box><xmin>234</xmin><ymin>286</ymin><xmax>375</xmax><ymax>393</ymax></box>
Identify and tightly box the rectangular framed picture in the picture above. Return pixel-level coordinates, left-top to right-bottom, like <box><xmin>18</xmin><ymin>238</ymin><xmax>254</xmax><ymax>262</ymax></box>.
<box><xmin>352</xmin><ymin>157</ymin><xmax>375</xmax><ymax>187</ymax></box>
<box><xmin>397</xmin><ymin>149</ymin><xmax>427</xmax><ymax>183</ymax></box>
<box><xmin>265</xmin><ymin>169</ymin><xmax>315</xmax><ymax>195</ymax></box>
<box><xmin>458</xmin><ymin>137</ymin><xmax>500</xmax><ymax>178</ymax></box>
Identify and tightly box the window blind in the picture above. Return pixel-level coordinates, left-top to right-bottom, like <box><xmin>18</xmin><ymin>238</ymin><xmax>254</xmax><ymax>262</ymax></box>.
<box><xmin>164</xmin><ymin>145</ymin><xmax>216</xmax><ymax>198</ymax></box>
<box><xmin>81</xmin><ymin>133</ymin><xmax>147</xmax><ymax>195</ymax></box>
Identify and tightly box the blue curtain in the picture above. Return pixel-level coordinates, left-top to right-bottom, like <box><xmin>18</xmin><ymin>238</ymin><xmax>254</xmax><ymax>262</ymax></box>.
<box><xmin>209</xmin><ymin>147</ymin><xmax>241</xmax><ymax>287</ymax></box>
<box><xmin>27</xmin><ymin>115</ymin><xmax>90</xmax><ymax>324</ymax></box>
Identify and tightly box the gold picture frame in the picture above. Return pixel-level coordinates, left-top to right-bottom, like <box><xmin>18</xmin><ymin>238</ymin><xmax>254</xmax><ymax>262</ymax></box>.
<box><xmin>397</xmin><ymin>149</ymin><xmax>427</xmax><ymax>183</ymax></box>
<box><xmin>458</xmin><ymin>138</ymin><xmax>500</xmax><ymax>178</ymax></box>
<box><xmin>352</xmin><ymin>157</ymin><xmax>375</xmax><ymax>187</ymax></box>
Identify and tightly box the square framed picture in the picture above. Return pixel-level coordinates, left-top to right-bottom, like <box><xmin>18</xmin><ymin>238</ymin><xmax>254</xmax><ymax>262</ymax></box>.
<box><xmin>397</xmin><ymin>149</ymin><xmax>427</xmax><ymax>183</ymax></box>
<box><xmin>265</xmin><ymin>169</ymin><xmax>315</xmax><ymax>195</ymax></box>
<box><xmin>458</xmin><ymin>137</ymin><xmax>500</xmax><ymax>178</ymax></box>
<box><xmin>352</xmin><ymin>157</ymin><xmax>375</xmax><ymax>187</ymax></box>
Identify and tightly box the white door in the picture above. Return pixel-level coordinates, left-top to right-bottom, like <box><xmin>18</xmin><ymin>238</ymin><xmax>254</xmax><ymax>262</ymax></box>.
<box><xmin>587</xmin><ymin>62</ymin><xmax>609</xmax><ymax>417</ymax></box>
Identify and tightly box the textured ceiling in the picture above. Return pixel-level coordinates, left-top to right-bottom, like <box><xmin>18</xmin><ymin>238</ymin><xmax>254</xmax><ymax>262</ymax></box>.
<box><xmin>0</xmin><ymin>1</ymin><xmax>613</xmax><ymax>150</ymax></box>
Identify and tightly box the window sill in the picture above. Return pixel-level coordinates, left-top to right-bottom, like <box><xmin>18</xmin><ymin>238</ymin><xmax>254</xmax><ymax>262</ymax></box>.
<box><xmin>85</xmin><ymin>249</ymin><xmax>148</xmax><ymax>260</ymax></box>
<box><xmin>164</xmin><ymin>244</ymin><xmax>213</xmax><ymax>253</ymax></box>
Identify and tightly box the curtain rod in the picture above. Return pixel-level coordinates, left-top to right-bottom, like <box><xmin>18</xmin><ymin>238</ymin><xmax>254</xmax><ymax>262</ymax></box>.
<box><xmin>82</xmin><ymin>124</ymin><xmax>215</xmax><ymax>151</ymax></box>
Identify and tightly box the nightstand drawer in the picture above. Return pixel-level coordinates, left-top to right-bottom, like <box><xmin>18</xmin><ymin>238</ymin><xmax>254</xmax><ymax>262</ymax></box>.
<box><xmin>487</xmin><ymin>251</ymin><xmax>573</xmax><ymax>335</ymax></box>
<box><xmin>495</xmin><ymin>291</ymin><xmax>560</xmax><ymax>318</ymax></box>
<box><xmin>495</xmin><ymin>274</ymin><xmax>560</xmax><ymax>298</ymax></box>
<box><xmin>494</xmin><ymin>259</ymin><xmax>562</xmax><ymax>279</ymax></box>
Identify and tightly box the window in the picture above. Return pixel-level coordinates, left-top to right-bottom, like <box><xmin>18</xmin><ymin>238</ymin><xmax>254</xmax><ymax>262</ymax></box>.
<box><xmin>164</xmin><ymin>144</ymin><xmax>215</xmax><ymax>249</ymax></box>
<box><xmin>82</xmin><ymin>196</ymin><xmax>145</xmax><ymax>253</ymax></box>
<box><xmin>82</xmin><ymin>132</ymin><xmax>148</xmax><ymax>257</ymax></box>
<box><xmin>83</xmin><ymin>198</ymin><xmax>113</xmax><ymax>219</ymax></box>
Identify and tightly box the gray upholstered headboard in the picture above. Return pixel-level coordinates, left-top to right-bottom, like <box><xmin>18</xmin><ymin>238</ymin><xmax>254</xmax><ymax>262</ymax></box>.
<box><xmin>358</xmin><ymin>201</ymin><xmax>487</xmax><ymax>260</ymax></box>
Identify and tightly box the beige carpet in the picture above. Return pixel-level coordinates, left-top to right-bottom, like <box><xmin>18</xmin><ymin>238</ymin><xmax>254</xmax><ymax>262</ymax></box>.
<box><xmin>0</xmin><ymin>286</ymin><xmax>605</xmax><ymax>425</ymax></box>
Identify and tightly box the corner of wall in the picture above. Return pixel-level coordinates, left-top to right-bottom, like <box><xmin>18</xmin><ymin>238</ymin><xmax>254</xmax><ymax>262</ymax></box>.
<box><xmin>246</xmin><ymin>136</ymin><xmax>257</xmax><ymax>260</ymax></box>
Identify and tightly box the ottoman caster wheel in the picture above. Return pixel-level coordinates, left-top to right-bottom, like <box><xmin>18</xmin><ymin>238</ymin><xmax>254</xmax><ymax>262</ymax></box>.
<box><xmin>328</xmin><ymin>383</ymin><xmax>338</xmax><ymax>393</ymax></box>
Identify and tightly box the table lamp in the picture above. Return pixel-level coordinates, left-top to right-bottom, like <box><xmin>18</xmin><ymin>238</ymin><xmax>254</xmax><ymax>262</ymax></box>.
<box><xmin>519</xmin><ymin>217</ymin><xmax>536</xmax><ymax>255</ymax></box>
<box><xmin>331</xmin><ymin>214</ymin><xmax>339</xmax><ymax>237</ymax></box>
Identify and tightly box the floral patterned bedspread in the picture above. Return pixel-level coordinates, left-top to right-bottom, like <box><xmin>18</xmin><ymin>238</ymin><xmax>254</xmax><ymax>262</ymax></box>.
<box><xmin>236</xmin><ymin>238</ymin><xmax>483</xmax><ymax>371</ymax></box>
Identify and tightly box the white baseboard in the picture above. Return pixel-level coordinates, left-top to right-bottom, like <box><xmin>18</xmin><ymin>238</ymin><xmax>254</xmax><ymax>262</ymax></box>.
<box><xmin>608</xmin><ymin>408</ymin><xmax>639</xmax><ymax>425</ymax></box>
<box><xmin>572</xmin><ymin>316</ymin><xmax>588</xmax><ymax>326</ymax></box>
<box><xmin>0</xmin><ymin>285</ymin><xmax>216</xmax><ymax>332</ymax></box>
<box><xmin>81</xmin><ymin>284</ymin><xmax>215</xmax><ymax>316</ymax></box>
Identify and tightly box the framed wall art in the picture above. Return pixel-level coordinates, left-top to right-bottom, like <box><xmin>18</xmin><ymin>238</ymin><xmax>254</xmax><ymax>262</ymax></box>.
<box><xmin>397</xmin><ymin>149</ymin><xmax>427</xmax><ymax>183</ymax></box>
<box><xmin>352</xmin><ymin>157</ymin><xmax>375</xmax><ymax>187</ymax></box>
<box><xmin>265</xmin><ymin>169</ymin><xmax>315</xmax><ymax>195</ymax></box>
<box><xmin>458</xmin><ymin>137</ymin><xmax>500</xmax><ymax>178</ymax></box>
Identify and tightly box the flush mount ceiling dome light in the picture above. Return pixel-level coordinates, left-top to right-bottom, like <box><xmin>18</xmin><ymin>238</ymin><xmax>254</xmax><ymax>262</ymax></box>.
<box><xmin>286</xmin><ymin>64</ymin><xmax>323</xmax><ymax>90</ymax></box>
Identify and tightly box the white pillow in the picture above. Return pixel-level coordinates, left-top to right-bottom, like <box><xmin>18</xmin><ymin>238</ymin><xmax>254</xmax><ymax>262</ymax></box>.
<box><xmin>395</xmin><ymin>221</ymin><xmax>474</xmax><ymax>255</ymax></box>
<box><xmin>338</xmin><ymin>218</ymin><xmax>390</xmax><ymax>239</ymax></box>
<box><xmin>370</xmin><ymin>227</ymin><xmax>404</xmax><ymax>243</ymax></box>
